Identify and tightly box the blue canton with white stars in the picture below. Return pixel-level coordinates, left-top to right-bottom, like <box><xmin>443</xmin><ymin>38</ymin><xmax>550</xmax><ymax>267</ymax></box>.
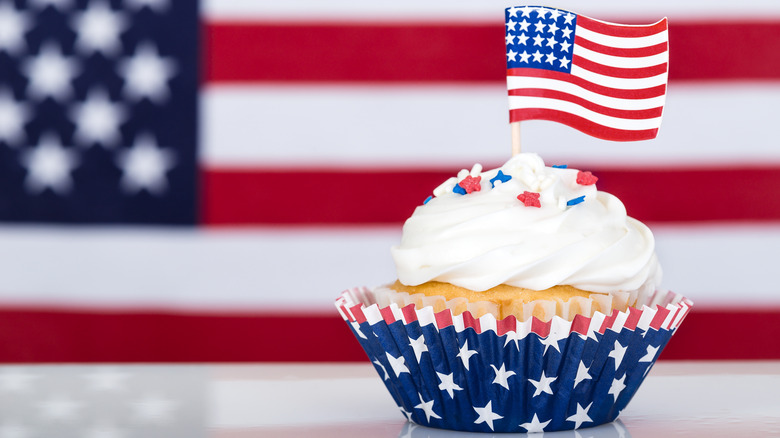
<box><xmin>505</xmin><ymin>5</ymin><xmax>577</xmax><ymax>74</ymax></box>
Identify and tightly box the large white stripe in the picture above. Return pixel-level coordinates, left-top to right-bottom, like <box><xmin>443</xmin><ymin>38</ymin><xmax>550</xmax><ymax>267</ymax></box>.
<box><xmin>573</xmin><ymin>43</ymin><xmax>668</xmax><ymax>69</ymax></box>
<box><xmin>507</xmin><ymin>76</ymin><xmax>666</xmax><ymax>110</ymax></box>
<box><xmin>575</xmin><ymin>26</ymin><xmax>668</xmax><ymax>50</ymax></box>
<box><xmin>508</xmin><ymin>95</ymin><xmax>661</xmax><ymax>130</ymax></box>
<box><xmin>203</xmin><ymin>0</ymin><xmax>780</xmax><ymax>21</ymax></box>
<box><xmin>571</xmin><ymin>65</ymin><xmax>667</xmax><ymax>89</ymax></box>
<box><xmin>0</xmin><ymin>224</ymin><xmax>776</xmax><ymax>310</ymax></box>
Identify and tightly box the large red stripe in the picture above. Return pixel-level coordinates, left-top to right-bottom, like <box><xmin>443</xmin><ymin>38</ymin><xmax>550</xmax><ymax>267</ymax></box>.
<box><xmin>574</xmin><ymin>38</ymin><xmax>667</xmax><ymax>58</ymax></box>
<box><xmin>508</xmin><ymin>67</ymin><xmax>666</xmax><ymax>99</ymax></box>
<box><xmin>202</xmin><ymin>166</ymin><xmax>780</xmax><ymax>225</ymax></box>
<box><xmin>576</xmin><ymin>15</ymin><xmax>667</xmax><ymax>39</ymax></box>
<box><xmin>509</xmin><ymin>107</ymin><xmax>658</xmax><ymax>140</ymax></box>
<box><xmin>0</xmin><ymin>306</ymin><xmax>775</xmax><ymax>362</ymax></box>
<box><xmin>204</xmin><ymin>21</ymin><xmax>780</xmax><ymax>82</ymax></box>
<box><xmin>573</xmin><ymin>55</ymin><xmax>668</xmax><ymax>79</ymax></box>
<box><xmin>508</xmin><ymin>88</ymin><xmax>664</xmax><ymax>119</ymax></box>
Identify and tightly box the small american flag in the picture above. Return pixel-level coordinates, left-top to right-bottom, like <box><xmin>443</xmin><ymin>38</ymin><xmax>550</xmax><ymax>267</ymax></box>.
<box><xmin>505</xmin><ymin>5</ymin><xmax>669</xmax><ymax>141</ymax></box>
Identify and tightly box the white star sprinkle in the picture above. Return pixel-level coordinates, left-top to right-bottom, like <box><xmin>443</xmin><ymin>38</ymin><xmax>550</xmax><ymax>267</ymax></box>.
<box><xmin>505</xmin><ymin>34</ymin><xmax>515</xmax><ymax>45</ymax></box>
<box><xmin>385</xmin><ymin>351</ymin><xmax>410</xmax><ymax>378</ymax></box>
<box><xmin>548</xmin><ymin>9</ymin><xmax>561</xmax><ymax>21</ymax></box>
<box><xmin>528</xmin><ymin>370</ymin><xmax>556</xmax><ymax>397</ymax></box>
<box><xmin>70</xmin><ymin>88</ymin><xmax>126</xmax><ymax>147</ymax></box>
<box><xmin>533</xmin><ymin>21</ymin><xmax>546</xmax><ymax>34</ymax></box>
<box><xmin>373</xmin><ymin>359</ymin><xmax>389</xmax><ymax>381</ymax></box>
<box><xmin>414</xmin><ymin>393</ymin><xmax>441</xmax><ymax>423</ymax></box>
<box><xmin>639</xmin><ymin>344</ymin><xmax>659</xmax><ymax>362</ymax></box>
<box><xmin>409</xmin><ymin>335</ymin><xmax>428</xmax><ymax>362</ymax></box>
<box><xmin>72</xmin><ymin>0</ymin><xmax>128</xmax><ymax>56</ymax></box>
<box><xmin>21</xmin><ymin>133</ymin><xmax>80</xmax><ymax>195</ymax></box>
<box><xmin>436</xmin><ymin>372</ymin><xmax>462</xmax><ymax>398</ymax></box>
<box><xmin>520</xmin><ymin>413</ymin><xmax>551</xmax><ymax>433</ymax></box>
<box><xmin>117</xmin><ymin>133</ymin><xmax>176</xmax><ymax>195</ymax></box>
<box><xmin>506</xmin><ymin>19</ymin><xmax>517</xmax><ymax>32</ymax></box>
<box><xmin>609</xmin><ymin>340</ymin><xmax>628</xmax><ymax>370</ymax></box>
<box><xmin>456</xmin><ymin>340</ymin><xmax>478</xmax><ymax>371</ymax></box>
<box><xmin>490</xmin><ymin>363</ymin><xmax>516</xmax><ymax>390</ymax></box>
<box><xmin>23</xmin><ymin>42</ymin><xmax>80</xmax><ymax>101</ymax></box>
<box><xmin>545</xmin><ymin>52</ymin><xmax>557</xmax><ymax>65</ymax></box>
<box><xmin>0</xmin><ymin>3</ymin><xmax>31</xmax><ymax>54</ymax></box>
<box><xmin>532</xmin><ymin>34</ymin><xmax>545</xmax><ymax>47</ymax></box>
<box><xmin>574</xmin><ymin>361</ymin><xmax>592</xmax><ymax>388</ymax></box>
<box><xmin>566</xmin><ymin>402</ymin><xmax>593</xmax><ymax>429</ymax></box>
<box><xmin>609</xmin><ymin>374</ymin><xmax>627</xmax><ymax>401</ymax></box>
<box><xmin>119</xmin><ymin>41</ymin><xmax>177</xmax><ymax>103</ymax></box>
<box><xmin>473</xmin><ymin>401</ymin><xmax>503</xmax><ymax>431</ymax></box>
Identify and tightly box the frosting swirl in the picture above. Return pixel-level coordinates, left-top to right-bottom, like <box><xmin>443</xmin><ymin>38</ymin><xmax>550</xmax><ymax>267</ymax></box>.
<box><xmin>391</xmin><ymin>153</ymin><xmax>661</xmax><ymax>294</ymax></box>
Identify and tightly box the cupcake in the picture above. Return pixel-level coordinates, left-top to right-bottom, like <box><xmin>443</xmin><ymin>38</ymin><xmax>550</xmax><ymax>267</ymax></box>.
<box><xmin>336</xmin><ymin>153</ymin><xmax>691</xmax><ymax>433</ymax></box>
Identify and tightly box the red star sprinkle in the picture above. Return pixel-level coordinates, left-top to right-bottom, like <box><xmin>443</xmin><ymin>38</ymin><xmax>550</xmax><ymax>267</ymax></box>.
<box><xmin>458</xmin><ymin>175</ymin><xmax>482</xmax><ymax>194</ymax></box>
<box><xmin>576</xmin><ymin>171</ymin><xmax>598</xmax><ymax>185</ymax></box>
<box><xmin>517</xmin><ymin>191</ymin><xmax>541</xmax><ymax>208</ymax></box>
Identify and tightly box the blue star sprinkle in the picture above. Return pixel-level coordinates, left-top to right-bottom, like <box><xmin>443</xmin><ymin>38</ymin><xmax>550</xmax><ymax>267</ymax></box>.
<box><xmin>490</xmin><ymin>170</ymin><xmax>512</xmax><ymax>188</ymax></box>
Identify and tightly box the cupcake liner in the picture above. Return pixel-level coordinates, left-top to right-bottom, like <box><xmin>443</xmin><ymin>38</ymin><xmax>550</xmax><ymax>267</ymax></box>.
<box><xmin>336</xmin><ymin>287</ymin><xmax>692</xmax><ymax>433</ymax></box>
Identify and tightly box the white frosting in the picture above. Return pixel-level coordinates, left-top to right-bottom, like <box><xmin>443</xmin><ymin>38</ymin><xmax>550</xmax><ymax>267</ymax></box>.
<box><xmin>391</xmin><ymin>153</ymin><xmax>661</xmax><ymax>293</ymax></box>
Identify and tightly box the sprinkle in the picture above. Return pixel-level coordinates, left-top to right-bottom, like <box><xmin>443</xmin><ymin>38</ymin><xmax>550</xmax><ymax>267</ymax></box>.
<box><xmin>470</xmin><ymin>163</ymin><xmax>483</xmax><ymax>177</ymax></box>
<box><xmin>576</xmin><ymin>170</ymin><xmax>598</xmax><ymax>185</ymax></box>
<box><xmin>517</xmin><ymin>191</ymin><xmax>541</xmax><ymax>208</ymax></box>
<box><xmin>453</xmin><ymin>185</ymin><xmax>467</xmax><ymax>195</ymax></box>
<box><xmin>423</xmin><ymin>195</ymin><xmax>433</xmax><ymax>204</ymax></box>
<box><xmin>458</xmin><ymin>175</ymin><xmax>482</xmax><ymax>194</ymax></box>
<box><xmin>566</xmin><ymin>195</ymin><xmax>585</xmax><ymax>206</ymax></box>
<box><xmin>552</xmin><ymin>164</ymin><xmax>568</xmax><ymax>169</ymax></box>
<box><xmin>490</xmin><ymin>170</ymin><xmax>512</xmax><ymax>188</ymax></box>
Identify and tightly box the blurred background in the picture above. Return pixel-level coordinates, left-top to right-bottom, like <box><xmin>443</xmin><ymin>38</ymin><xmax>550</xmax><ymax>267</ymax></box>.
<box><xmin>0</xmin><ymin>0</ymin><xmax>778</xmax><ymax>362</ymax></box>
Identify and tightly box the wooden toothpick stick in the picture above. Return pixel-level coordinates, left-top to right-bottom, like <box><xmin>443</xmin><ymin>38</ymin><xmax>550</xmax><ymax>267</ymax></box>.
<box><xmin>511</xmin><ymin>121</ymin><xmax>521</xmax><ymax>156</ymax></box>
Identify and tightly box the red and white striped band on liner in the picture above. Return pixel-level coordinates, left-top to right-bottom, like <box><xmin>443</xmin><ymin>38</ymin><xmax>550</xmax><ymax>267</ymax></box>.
<box><xmin>337</xmin><ymin>287</ymin><xmax>693</xmax><ymax>339</ymax></box>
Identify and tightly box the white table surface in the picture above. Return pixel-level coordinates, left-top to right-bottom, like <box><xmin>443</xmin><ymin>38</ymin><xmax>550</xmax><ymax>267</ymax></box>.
<box><xmin>1</xmin><ymin>361</ymin><xmax>778</xmax><ymax>437</ymax></box>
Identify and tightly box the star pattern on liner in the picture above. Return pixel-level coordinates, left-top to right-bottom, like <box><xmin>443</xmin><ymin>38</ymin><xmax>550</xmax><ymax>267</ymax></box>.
<box><xmin>503</xmin><ymin>330</ymin><xmax>523</xmax><ymax>350</ymax></box>
<box><xmin>473</xmin><ymin>401</ymin><xmax>503</xmax><ymax>431</ymax></box>
<box><xmin>351</xmin><ymin>321</ymin><xmax>367</xmax><ymax>339</ymax></box>
<box><xmin>409</xmin><ymin>335</ymin><xmax>428</xmax><ymax>362</ymax></box>
<box><xmin>540</xmin><ymin>333</ymin><xmax>563</xmax><ymax>355</ymax></box>
<box><xmin>414</xmin><ymin>393</ymin><xmax>441</xmax><ymax>423</ymax></box>
<box><xmin>609</xmin><ymin>374</ymin><xmax>627</xmax><ymax>401</ymax></box>
<box><xmin>373</xmin><ymin>359</ymin><xmax>389</xmax><ymax>381</ymax></box>
<box><xmin>528</xmin><ymin>370</ymin><xmax>556</xmax><ymax>397</ymax></box>
<box><xmin>457</xmin><ymin>340</ymin><xmax>478</xmax><ymax>371</ymax></box>
<box><xmin>609</xmin><ymin>340</ymin><xmax>628</xmax><ymax>370</ymax></box>
<box><xmin>385</xmin><ymin>352</ymin><xmax>410</xmax><ymax>378</ymax></box>
<box><xmin>574</xmin><ymin>361</ymin><xmax>592</xmax><ymax>388</ymax></box>
<box><xmin>566</xmin><ymin>402</ymin><xmax>593</xmax><ymax>429</ymax></box>
<box><xmin>116</xmin><ymin>133</ymin><xmax>176</xmax><ymax>195</ymax></box>
<box><xmin>436</xmin><ymin>372</ymin><xmax>462</xmax><ymax>399</ymax></box>
<box><xmin>490</xmin><ymin>364</ymin><xmax>516</xmax><ymax>390</ymax></box>
<box><xmin>399</xmin><ymin>406</ymin><xmax>413</xmax><ymax>421</ymax></box>
<box><xmin>639</xmin><ymin>344</ymin><xmax>659</xmax><ymax>363</ymax></box>
<box><xmin>20</xmin><ymin>133</ymin><xmax>80</xmax><ymax>195</ymax></box>
<box><xmin>520</xmin><ymin>413</ymin><xmax>551</xmax><ymax>433</ymax></box>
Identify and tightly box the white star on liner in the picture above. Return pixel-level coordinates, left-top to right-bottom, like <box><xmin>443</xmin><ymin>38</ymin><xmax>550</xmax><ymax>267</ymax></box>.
<box><xmin>71</xmin><ymin>88</ymin><xmax>126</xmax><ymax>147</ymax></box>
<box><xmin>118</xmin><ymin>41</ymin><xmax>177</xmax><ymax>103</ymax></box>
<box><xmin>609</xmin><ymin>374</ymin><xmax>627</xmax><ymax>401</ymax></box>
<box><xmin>132</xmin><ymin>394</ymin><xmax>176</xmax><ymax>423</ymax></box>
<box><xmin>0</xmin><ymin>3</ymin><xmax>31</xmax><ymax>54</ymax></box>
<box><xmin>116</xmin><ymin>133</ymin><xmax>176</xmax><ymax>195</ymax></box>
<box><xmin>0</xmin><ymin>89</ymin><xmax>29</xmax><ymax>145</ymax></box>
<box><xmin>491</xmin><ymin>363</ymin><xmax>516</xmax><ymax>390</ymax></box>
<box><xmin>540</xmin><ymin>333</ymin><xmax>562</xmax><ymax>354</ymax></box>
<box><xmin>639</xmin><ymin>345</ymin><xmax>659</xmax><ymax>363</ymax></box>
<box><xmin>38</xmin><ymin>394</ymin><xmax>82</xmax><ymax>420</ymax></box>
<box><xmin>0</xmin><ymin>368</ymin><xmax>39</xmax><ymax>392</ymax></box>
<box><xmin>409</xmin><ymin>335</ymin><xmax>428</xmax><ymax>362</ymax></box>
<box><xmin>399</xmin><ymin>406</ymin><xmax>413</xmax><ymax>421</ymax></box>
<box><xmin>520</xmin><ymin>413</ymin><xmax>551</xmax><ymax>433</ymax></box>
<box><xmin>23</xmin><ymin>42</ymin><xmax>80</xmax><ymax>101</ymax></box>
<box><xmin>29</xmin><ymin>0</ymin><xmax>73</xmax><ymax>10</ymax></box>
<box><xmin>609</xmin><ymin>340</ymin><xmax>628</xmax><ymax>370</ymax></box>
<box><xmin>566</xmin><ymin>402</ymin><xmax>593</xmax><ymax>429</ymax></box>
<box><xmin>457</xmin><ymin>341</ymin><xmax>478</xmax><ymax>371</ymax></box>
<box><xmin>0</xmin><ymin>422</ymin><xmax>30</xmax><ymax>438</ymax></box>
<box><xmin>473</xmin><ymin>401</ymin><xmax>503</xmax><ymax>431</ymax></box>
<box><xmin>504</xmin><ymin>331</ymin><xmax>523</xmax><ymax>349</ymax></box>
<box><xmin>574</xmin><ymin>361</ymin><xmax>592</xmax><ymax>388</ymax></box>
<box><xmin>436</xmin><ymin>372</ymin><xmax>462</xmax><ymax>398</ymax></box>
<box><xmin>83</xmin><ymin>368</ymin><xmax>130</xmax><ymax>391</ymax></box>
<box><xmin>84</xmin><ymin>423</ymin><xmax>124</xmax><ymax>438</ymax></box>
<box><xmin>21</xmin><ymin>133</ymin><xmax>79</xmax><ymax>195</ymax></box>
<box><xmin>385</xmin><ymin>352</ymin><xmax>410</xmax><ymax>378</ymax></box>
<box><xmin>528</xmin><ymin>370</ymin><xmax>556</xmax><ymax>397</ymax></box>
<box><xmin>373</xmin><ymin>359</ymin><xmax>389</xmax><ymax>381</ymax></box>
<box><xmin>414</xmin><ymin>393</ymin><xmax>441</xmax><ymax>423</ymax></box>
<box><xmin>72</xmin><ymin>1</ymin><xmax>128</xmax><ymax>56</ymax></box>
<box><xmin>125</xmin><ymin>0</ymin><xmax>169</xmax><ymax>12</ymax></box>
<box><xmin>351</xmin><ymin>321</ymin><xmax>367</xmax><ymax>339</ymax></box>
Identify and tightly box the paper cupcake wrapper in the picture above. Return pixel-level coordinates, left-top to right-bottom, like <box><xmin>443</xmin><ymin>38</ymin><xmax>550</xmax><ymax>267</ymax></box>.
<box><xmin>336</xmin><ymin>287</ymin><xmax>692</xmax><ymax>433</ymax></box>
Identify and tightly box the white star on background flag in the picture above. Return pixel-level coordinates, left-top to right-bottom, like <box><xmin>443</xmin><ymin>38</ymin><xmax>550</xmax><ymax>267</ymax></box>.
<box><xmin>490</xmin><ymin>363</ymin><xmax>516</xmax><ymax>390</ymax></box>
<box><xmin>126</xmin><ymin>0</ymin><xmax>169</xmax><ymax>13</ymax></box>
<box><xmin>408</xmin><ymin>335</ymin><xmax>428</xmax><ymax>362</ymax></box>
<box><xmin>473</xmin><ymin>401</ymin><xmax>503</xmax><ymax>431</ymax></box>
<box><xmin>0</xmin><ymin>89</ymin><xmax>29</xmax><ymax>145</ymax></box>
<box><xmin>609</xmin><ymin>340</ymin><xmax>628</xmax><ymax>370</ymax></box>
<box><xmin>414</xmin><ymin>393</ymin><xmax>441</xmax><ymax>423</ymax></box>
<box><xmin>384</xmin><ymin>352</ymin><xmax>410</xmax><ymax>378</ymax></box>
<box><xmin>23</xmin><ymin>42</ymin><xmax>80</xmax><ymax>101</ymax></box>
<box><xmin>71</xmin><ymin>88</ymin><xmax>126</xmax><ymax>147</ymax></box>
<box><xmin>457</xmin><ymin>340</ymin><xmax>478</xmax><ymax>371</ymax></box>
<box><xmin>529</xmin><ymin>370</ymin><xmax>556</xmax><ymax>397</ymax></box>
<box><xmin>116</xmin><ymin>133</ymin><xmax>176</xmax><ymax>195</ymax></box>
<box><xmin>21</xmin><ymin>133</ymin><xmax>80</xmax><ymax>195</ymax></box>
<box><xmin>0</xmin><ymin>3</ymin><xmax>31</xmax><ymax>54</ymax></box>
<box><xmin>72</xmin><ymin>0</ymin><xmax>128</xmax><ymax>56</ymax></box>
<box><xmin>566</xmin><ymin>402</ymin><xmax>593</xmax><ymax>429</ymax></box>
<box><xmin>520</xmin><ymin>413</ymin><xmax>551</xmax><ymax>433</ymax></box>
<box><xmin>574</xmin><ymin>361</ymin><xmax>592</xmax><ymax>388</ymax></box>
<box><xmin>436</xmin><ymin>372</ymin><xmax>462</xmax><ymax>398</ymax></box>
<box><xmin>28</xmin><ymin>0</ymin><xmax>73</xmax><ymax>10</ymax></box>
<box><xmin>119</xmin><ymin>41</ymin><xmax>177</xmax><ymax>103</ymax></box>
<box><xmin>609</xmin><ymin>374</ymin><xmax>627</xmax><ymax>401</ymax></box>
<box><xmin>131</xmin><ymin>393</ymin><xmax>176</xmax><ymax>423</ymax></box>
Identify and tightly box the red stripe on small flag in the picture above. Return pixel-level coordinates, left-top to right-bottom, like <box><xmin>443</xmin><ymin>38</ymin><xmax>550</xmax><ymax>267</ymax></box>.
<box><xmin>572</xmin><ymin>55</ymin><xmax>668</xmax><ymax>79</ymax></box>
<box><xmin>508</xmin><ymin>68</ymin><xmax>667</xmax><ymax>99</ymax></box>
<box><xmin>574</xmin><ymin>38</ymin><xmax>668</xmax><ymax>58</ymax></box>
<box><xmin>508</xmin><ymin>88</ymin><xmax>664</xmax><ymax>119</ymax></box>
<box><xmin>576</xmin><ymin>16</ymin><xmax>667</xmax><ymax>39</ymax></box>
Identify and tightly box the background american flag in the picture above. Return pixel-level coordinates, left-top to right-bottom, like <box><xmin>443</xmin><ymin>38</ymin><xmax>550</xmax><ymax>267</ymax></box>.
<box><xmin>0</xmin><ymin>0</ymin><xmax>778</xmax><ymax>362</ymax></box>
